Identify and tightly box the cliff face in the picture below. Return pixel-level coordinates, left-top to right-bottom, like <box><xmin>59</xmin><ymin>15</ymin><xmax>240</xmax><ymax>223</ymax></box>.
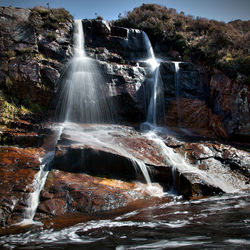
<box><xmin>0</xmin><ymin>6</ymin><xmax>73</xmax><ymax>132</ymax></box>
<box><xmin>81</xmin><ymin>18</ymin><xmax>250</xmax><ymax>142</ymax></box>
<box><xmin>0</xmin><ymin>8</ymin><xmax>248</xmax><ymax>142</ymax></box>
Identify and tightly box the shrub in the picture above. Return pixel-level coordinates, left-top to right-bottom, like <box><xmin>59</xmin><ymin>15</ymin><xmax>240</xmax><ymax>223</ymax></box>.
<box><xmin>31</xmin><ymin>6</ymin><xmax>73</xmax><ymax>31</ymax></box>
<box><xmin>4</xmin><ymin>50</ymin><xmax>16</xmax><ymax>58</ymax></box>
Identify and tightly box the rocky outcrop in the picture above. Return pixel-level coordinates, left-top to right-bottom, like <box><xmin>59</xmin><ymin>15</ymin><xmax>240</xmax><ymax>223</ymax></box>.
<box><xmin>160</xmin><ymin>61</ymin><xmax>250</xmax><ymax>141</ymax></box>
<box><xmin>51</xmin><ymin>123</ymin><xmax>250</xmax><ymax>199</ymax></box>
<box><xmin>81</xmin><ymin>19</ymin><xmax>250</xmax><ymax>142</ymax></box>
<box><xmin>209</xmin><ymin>72</ymin><xmax>250</xmax><ymax>142</ymax></box>
<box><xmin>82</xmin><ymin>19</ymin><xmax>150</xmax><ymax>60</ymax></box>
<box><xmin>0</xmin><ymin>6</ymin><xmax>73</xmax><ymax>130</ymax></box>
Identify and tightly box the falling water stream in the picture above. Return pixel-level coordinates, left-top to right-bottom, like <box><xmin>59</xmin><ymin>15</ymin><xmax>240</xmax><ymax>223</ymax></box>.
<box><xmin>56</xmin><ymin>20</ymin><xmax>112</xmax><ymax>123</ymax></box>
<box><xmin>19</xmin><ymin>125</ymin><xmax>63</xmax><ymax>225</ymax></box>
<box><xmin>174</xmin><ymin>61</ymin><xmax>182</xmax><ymax>127</ymax></box>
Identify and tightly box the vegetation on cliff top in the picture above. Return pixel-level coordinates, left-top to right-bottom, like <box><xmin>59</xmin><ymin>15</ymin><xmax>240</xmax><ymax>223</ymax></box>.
<box><xmin>113</xmin><ymin>4</ymin><xmax>250</xmax><ymax>83</ymax></box>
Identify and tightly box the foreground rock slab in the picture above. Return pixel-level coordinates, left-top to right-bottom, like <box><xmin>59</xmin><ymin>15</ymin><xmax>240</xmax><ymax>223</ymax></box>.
<box><xmin>52</xmin><ymin>123</ymin><xmax>250</xmax><ymax>197</ymax></box>
<box><xmin>37</xmin><ymin>170</ymin><xmax>154</xmax><ymax>218</ymax></box>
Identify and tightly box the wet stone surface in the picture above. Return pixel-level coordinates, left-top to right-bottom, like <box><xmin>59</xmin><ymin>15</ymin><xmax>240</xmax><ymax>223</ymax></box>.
<box><xmin>37</xmin><ymin>170</ymin><xmax>152</xmax><ymax>218</ymax></box>
<box><xmin>0</xmin><ymin>146</ymin><xmax>44</xmax><ymax>226</ymax></box>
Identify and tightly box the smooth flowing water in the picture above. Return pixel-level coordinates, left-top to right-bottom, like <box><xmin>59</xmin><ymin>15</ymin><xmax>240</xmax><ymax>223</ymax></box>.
<box><xmin>174</xmin><ymin>61</ymin><xmax>182</xmax><ymax>127</ymax></box>
<box><xmin>19</xmin><ymin>125</ymin><xmax>63</xmax><ymax>225</ymax></box>
<box><xmin>21</xmin><ymin>152</ymin><xmax>54</xmax><ymax>225</ymax></box>
<box><xmin>144</xmin><ymin>130</ymin><xmax>250</xmax><ymax>193</ymax></box>
<box><xmin>1</xmin><ymin>193</ymin><xmax>250</xmax><ymax>249</ymax></box>
<box><xmin>60</xmin><ymin>122</ymin><xmax>163</xmax><ymax>195</ymax></box>
<box><xmin>142</xmin><ymin>32</ymin><xmax>164</xmax><ymax>127</ymax></box>
<box><xmin>56</xmin><ymin>19</ymin><xmax>112</xmax><ymax>123</ymax></box>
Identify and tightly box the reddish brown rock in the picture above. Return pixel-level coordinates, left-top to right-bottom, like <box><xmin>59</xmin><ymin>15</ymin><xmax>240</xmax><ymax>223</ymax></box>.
<box><xmin>37</xmin><ymin>170</ymin><xmax>150</xmax><ymax>217</ymax></box>
<box><xmin>163</xmin><ymin>98</ymin><xmax>227</xmax><ymax>138</ymax></box>
<box><xmin>0</xmin><ymin>146</ymin><xmax>44</xmax><ymax>226</ymax></box>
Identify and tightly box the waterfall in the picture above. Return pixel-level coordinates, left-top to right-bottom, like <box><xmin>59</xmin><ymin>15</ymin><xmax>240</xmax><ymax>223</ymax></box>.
<box><xmin>174</xmin><ymin>62</ymin><xmax>181</xmax><ymax>127</ymax></box>
<box><xmin>21</xmin><ymin>152</ymin><xmax>54</xmax><ymax>225</ymax></box>
<box><xmin>139</xmin><ymin>33</ymin><xmax>243</xmax><ymax>193</ymax></box>
<box><xmin>56</xmin><ymin>19</ymin><xmax>112</xmax><ymax>123</ymax></box>
<box><xmin>141</xmin><ymin>32</ymin><xmax>164</xmax><ymax>128</ymax></box>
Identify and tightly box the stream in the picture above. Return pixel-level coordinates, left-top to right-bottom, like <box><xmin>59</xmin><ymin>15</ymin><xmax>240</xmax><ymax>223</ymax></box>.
<box><xmin>1</xmin><ymin>192</ymin><xmax>249</xmax><ymax>249</ymax></box>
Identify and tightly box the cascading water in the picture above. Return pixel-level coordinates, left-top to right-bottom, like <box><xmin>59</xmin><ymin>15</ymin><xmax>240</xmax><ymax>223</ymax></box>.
<box><xmin>140</xmin><ymin>34</ymin><xmax>245</xmax><ymax>194</ymax></box>
<box><xmin>56</xmin><ymin>19</ymin><xmax>112</xmax><ymax>123</ymax></box>
<box><xmin>174</xmin><ymin>61</ymin><xmax>182</xmax><ymax>127</ymax></box>
<box><xmin>20</xmin><ymin>126</ymin><xmax>63</xmax><ymax>225</ymax></box>
<box><xmin>56</xmin><ymin>21</ymin><xmax>154</xmax><ymax>187</ymax></box>
<box><xmin>60</xmin><ymin>122</ymin><xmax>162</xmax><ymax>196</ymax></box>
<box><xmin>141</xmin><ymin>32</ymin><xmax>164</xmax><ymax>128</ymax></box>
<box><xmin>21</xmin><ymin>152</ymin><xmax>54</xmax><ymax>225</ymax></box>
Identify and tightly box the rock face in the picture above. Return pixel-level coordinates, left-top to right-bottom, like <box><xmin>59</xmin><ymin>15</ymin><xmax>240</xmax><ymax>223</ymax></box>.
<box><xmin>82</xmin><ymin>19</ymin><xmax>150</xmax><ymax>60</ymax></box>
<box><xmin>80</xmin><ymin>19</ymin><xmax>250</xmax><ymax>141</ymax></box>
<box><xmin>0</xmin><ymin>6</ymin><xmax>73</xmax><ymax>130</ymax></box>
<box><xmin>160</xmin><ymin>62</ymin><xmax>250</xmax><ymax>141</ymax></box>
<box><xmin>51</xmin><ymin>123</ymin><xmax>250</xmax><ymax>198</ymax></box>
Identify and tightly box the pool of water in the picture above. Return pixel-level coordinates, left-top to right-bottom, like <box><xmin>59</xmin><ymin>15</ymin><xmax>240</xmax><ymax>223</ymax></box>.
<box><xmin>1</xmin><ymin>193</ymin><xmax>250</xmax><ymax>249</ymax></box>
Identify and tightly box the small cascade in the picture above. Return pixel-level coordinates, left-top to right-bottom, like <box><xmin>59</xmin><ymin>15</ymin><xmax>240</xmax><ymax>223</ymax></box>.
<box><xmin>144</xmin><ymin>131</ymin><xmax>246</xmax><ymax>193</ymax></box>
<box><xmin>20</xmin><ymin>126</ymin><xmax>63</xmax><ymax>225</ymax></box>
<box><xmin>173</xmin><ymin>61</ymin><xmax>182</xmax><ymax>127</ymax></box>
<box><xmin>56</xmin><ymin>19</ymin><xmax>112</xmax><ymax>123</ymax></box>
<box><xmin>61</xmin><ymin>123</ymin><xmax>156</xmax><ymax>190</ymax></box>
<box><xmin>141</xmin><ymin>32</ymin><xmax>164</xmax><ymax>128</ymax></box>
<box><xmin>21</xmin><ymin>152</ymin><xmax>54</xmax><ymax>225</ymax></box>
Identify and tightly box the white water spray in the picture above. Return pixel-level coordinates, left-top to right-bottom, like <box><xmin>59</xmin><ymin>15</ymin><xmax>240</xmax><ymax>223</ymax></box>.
<box><xmin>21</xmin><ymin>152</ymin><xmax>54</xmax><ymax>225</ymax></box>
<box><xmin>56</xmin><ymin>20</ymin><xmax>112</xmax><ymax>123</ymax></box>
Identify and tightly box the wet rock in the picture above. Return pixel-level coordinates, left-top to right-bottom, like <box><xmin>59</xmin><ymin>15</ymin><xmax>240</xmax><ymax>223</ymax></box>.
<box><xmin>160</xmin><ymin>61</ymin><xmax>209</xmax><ymax>101</ymax></box>
<box><xmin>209</xmin><ymin>72</ymin><xmax>250</xmax><ymax>141</ymax></box>
<box><xmin>0</xmin><ymin>6</ymin><xmax>73</xmax><ymax>131</ymax></box>
<box><xmin>52</xmin><ymin>124</ymin><xmax>166</xmax><ymax>182</ymax></box>
<box><xmin>82</xmin><ymin>19</ymin><xmax>111</xmax><ymax>48</ymax></box>
<box><xmin>178</xmin><ymin>141</ymin><xmax>250</xmax><ymax>193</ymax></box>
<box><xmin>83</xmin><ymin>20</ymin><xmax>150</xmax><ymax>60</ymax></box>
<box><xmin>40</xmin><ymin>66</ymin><xmax>60</xmax><ymax>88</ymax></box>
<box><xmin>50</xmin><ymin>123</ymin><xmax>249</xmax><ymax>197</ymax></box>
<box><xmin>38</xmin><ymin>170</ymin><xmax>149</xmax><ymax>216</ymax></box>
<box><xmin>97</xmin><ymin>60</ymin><xmax>147</xmax><ymax>123</ymax></box>
<box><xmin>0</xmin><ymin>146</ymin><xmax>44</xmax><ymax>226</ymax></box>
<box><xmin>163</xmin><ymin>98</ymin><xmax>226</xmax><ymax>138</ymax></box>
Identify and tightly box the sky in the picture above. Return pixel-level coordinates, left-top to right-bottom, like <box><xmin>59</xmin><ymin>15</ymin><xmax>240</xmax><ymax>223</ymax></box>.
<box><xmin>0</xmin><ymin>0</ymin><xmax>250</xmax><ymax>22</ymax></box>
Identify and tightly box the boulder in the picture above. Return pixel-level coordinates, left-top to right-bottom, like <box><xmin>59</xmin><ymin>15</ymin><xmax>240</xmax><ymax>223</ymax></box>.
<box><xmin>37</xmin><ymin>170</ymin><xmax>150</xmax><ymax>216</ymax></box>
